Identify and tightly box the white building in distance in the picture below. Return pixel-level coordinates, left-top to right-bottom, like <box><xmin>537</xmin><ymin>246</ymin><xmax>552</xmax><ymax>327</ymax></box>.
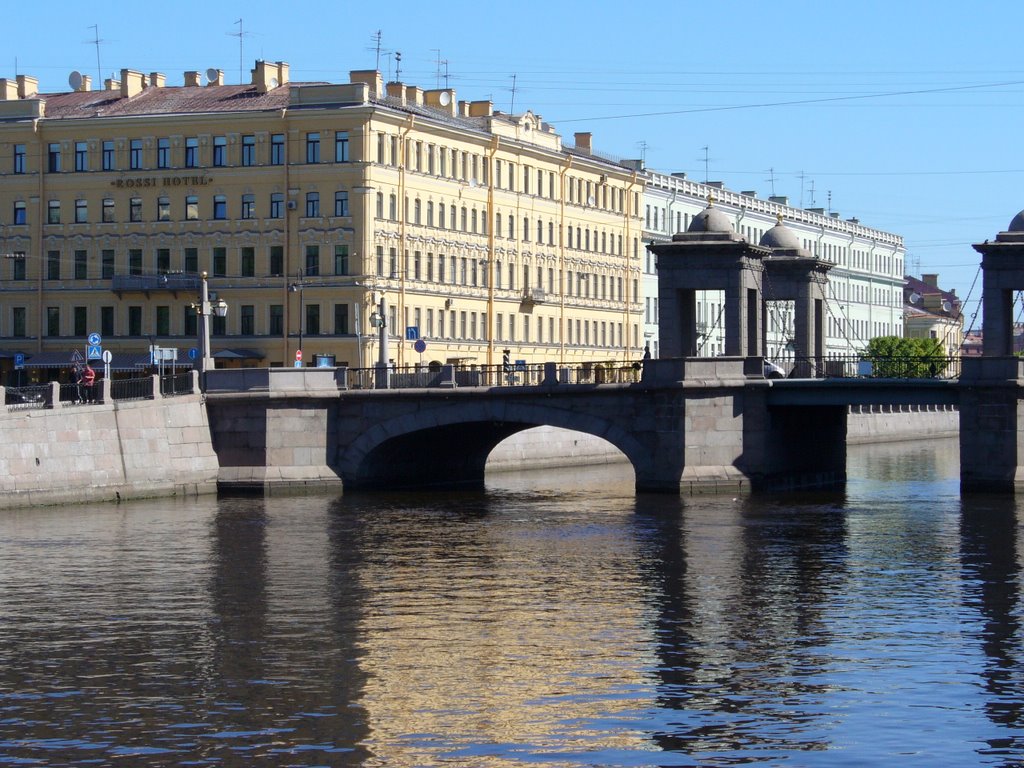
<box><xmin>638</xmin><ymin>168</ymin><xmax>905</xmax><ymax>362</ymax></box>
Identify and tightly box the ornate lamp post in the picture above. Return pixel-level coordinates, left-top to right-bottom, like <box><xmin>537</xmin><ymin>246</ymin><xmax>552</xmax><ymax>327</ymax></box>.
<box><xmin>290</xmin><ymin>271</ymin><xmax>305</xmax><ymax>366</ymax></box>
<box><xmin>191</xmin><ymin>271</ymin><xmax>228</xmax><ymax>377</ymax></box>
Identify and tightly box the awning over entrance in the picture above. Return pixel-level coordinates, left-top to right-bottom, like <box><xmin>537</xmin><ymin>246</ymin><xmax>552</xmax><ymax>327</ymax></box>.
<box><xmin>212</xmin><ymin>348</ymin><xmax>265</xmax><ymax>360</ymax></box>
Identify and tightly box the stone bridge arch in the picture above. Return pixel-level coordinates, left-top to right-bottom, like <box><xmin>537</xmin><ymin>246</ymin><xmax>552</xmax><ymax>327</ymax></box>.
<box><xmin>337</xmin><ymin>397</ymin><xmax>650</xmax><ymax>490</ymax></box>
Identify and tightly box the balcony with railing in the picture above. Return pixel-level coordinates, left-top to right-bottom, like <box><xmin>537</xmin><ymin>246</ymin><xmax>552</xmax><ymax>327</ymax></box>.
<box><xmin>111</xmin><ymin>273</ymin><xmax>202</xmax><ymax>295</ymax></box>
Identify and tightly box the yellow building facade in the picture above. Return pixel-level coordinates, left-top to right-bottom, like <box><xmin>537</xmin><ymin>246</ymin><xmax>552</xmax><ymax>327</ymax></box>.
<box><xmin>0</xmin><ymin>62</ymin><xmax>644</xmax><ymax>373</ymax></box>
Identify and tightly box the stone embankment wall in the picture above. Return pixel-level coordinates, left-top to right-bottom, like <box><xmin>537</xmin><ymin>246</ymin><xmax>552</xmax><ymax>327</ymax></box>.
<box><xmin>0</xmin><ymin>378</ymin><xmax>218</xmax><ymax>509</ymax></box>
<box><xmin>845</xmin><ymin>404</ymin><xmax>958</xmax><ymax>444</ymax></box>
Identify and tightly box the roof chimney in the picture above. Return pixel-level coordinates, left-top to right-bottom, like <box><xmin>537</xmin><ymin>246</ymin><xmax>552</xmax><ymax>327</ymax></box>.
<box><xmin>206</xmin><ymin>69</ymin><xmax>224</xmax><ymax>87</ymax></box>
<box><xmin>104</xmin><ymin>78</ymin><xmax>120</xmax><ymax>92</ymax></box>
<box><xmin>16</xmin><ymin>75</ymin><xmax>38</xmax><ymax>98</ymax></box>
<box><xmin>350</xmin><ymin>70</ymin><xmax>383</xmax><ymax>98</ymax></box>
<box><xmin>424</xmin><ymin>89</ymin><xmax>457</xmax><ymax>116</ymax></box>
<box><xmin>574</xmin><ymin>132</ymin><xmax>593</xmax><ymax>154</ymax></box>
<box><xmin>184</xmin><ymin>71</ymin><xmax>201</xmax><ymax>88</ymax></box>
<box><xmin>79</xmin><ymin>75</ymin><xmax>92</xmax><ymax>92</ymax></box>
<box><xmin>0</xmin><ymin>79</ymin><xmax>19</xmax><ymax>100</ymax></box>
<box><xmin>250</xmin><ymin>60</ymin><xmax>288</xmax><ymax>93</ymax></box>
<box><xmin>120</xmin><ymin>69</ymin><xmax>145</xmax><ymax>98</ymax></box>
<box><xmin>149</xmin><ymin>72</ymin><xmax>166</xmax><ymax>88</ymax></box>
<box><xmin>922</xmin><ymin>273</ymin><xmax>939</xmax><ymax>288</ymax></box>
<box><xmin>468</xmin><ymin>100</ymin><xmax>493</xmax><ymax>117</ymax></box>
<box><xmin>407</xmin><ymin>85</ymin><xmax>423</xmax><ymax>106</ymax></box>
<box><xmin>385</xmin><ymin>81</ymin><xmax>407</xmax><ymax>103</ymax></box>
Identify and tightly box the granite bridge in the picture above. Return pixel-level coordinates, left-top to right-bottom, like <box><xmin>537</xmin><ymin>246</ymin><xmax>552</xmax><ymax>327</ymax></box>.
<box><xmin>203</xmin><ymin>203</ymin><xmax>1024</xmax><ymax>496</ymax></box>
<box><xmin>203</xmin><ymin>357</ymin><xmax>969</xmax><ymax>494</ymax></box>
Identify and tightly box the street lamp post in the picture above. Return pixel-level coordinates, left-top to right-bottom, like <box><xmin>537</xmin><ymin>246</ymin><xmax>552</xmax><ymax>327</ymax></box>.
<box><xmin>290</xmin><ymin>270</ymin><xmax>305</xmax><ymax>366</ymax></box>
<box><xmin>191</xmin><ymin>271</ymin><xmax>228</xmax><ymax>380</ymax></box>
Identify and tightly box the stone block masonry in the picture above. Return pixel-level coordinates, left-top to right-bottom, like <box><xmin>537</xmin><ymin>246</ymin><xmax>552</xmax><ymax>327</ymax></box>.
<box><xmin>0</xmin><ymin>394</ymin><xmax>219</xmax><ymax>509</ymax></box>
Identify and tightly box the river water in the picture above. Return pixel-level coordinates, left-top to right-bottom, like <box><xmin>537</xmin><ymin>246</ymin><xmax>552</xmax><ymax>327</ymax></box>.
<box><xmin>1</xmin><ymin>438</ymin><xmax>1022</xmax><ymax>766</ymax></box>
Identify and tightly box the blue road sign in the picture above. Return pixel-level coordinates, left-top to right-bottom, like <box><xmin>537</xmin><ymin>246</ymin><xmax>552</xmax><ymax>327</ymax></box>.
<box><xmin>88</xmin><ymin>345</ymin><xmax>103</xmax><ymax>360</ymax></box>
<box><xmin>14</xmin><ymin>353</ymin><xmax>24</xmax><ymax>370</ymax></box>
<box><xmin>87</xmin><ymin>332</ymin><xmax>101</xmax><ymax>346</ymax></box>
<box><xmin>188</xmin><ymin>347</ymin><xmax>199</xmax><ymax>360</ymax></box>
<box><xmin>414</xmin><ymin>339</ymin><xmax>427</xmax><ymax>354</ymax></box>
<box><xmin>405</xmin><ymin>326</ymin><xmax>420</xmax><ymax>341</ymax></box>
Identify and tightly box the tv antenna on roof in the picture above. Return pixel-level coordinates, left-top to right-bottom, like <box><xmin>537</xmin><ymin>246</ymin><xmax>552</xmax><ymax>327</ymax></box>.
<box><xmin>86</xmin><ymin>24</ymin><xmax>104</xmax><ymax>86</ymax></box>
<box><xmin>227</xmin><ymin>18</ymin><xmax>253</xmax><ymax>84</ymax></box>
<box><xmin>766</xmin><ymin>167</ymin><xmax>777</xmax><ymax>197</ymax></box>
<box><xmin>510</xmin><ymin>73</ymin><xmax>518</xmax><ymax>114</ymax></box>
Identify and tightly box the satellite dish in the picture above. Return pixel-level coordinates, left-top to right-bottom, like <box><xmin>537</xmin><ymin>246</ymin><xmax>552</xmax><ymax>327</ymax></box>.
<box><xmin>942</xmin><ymin>299</ymin><xmax>952</xmax><ymax>312</ymax></box>
<box><xmin>68</xmin><ymin>71</ymin><xmax>83</xmax><ymax>91</ymax></box>
<box><xmin>269</xmin><ymin>77</ymin><xmax>279</xmax><ymax>88</ymax></box>
<box><xmin>206</xmin><ymin>68</ymin><xmax>219</xmax><ymax>83</ymax></box>
<box><xmin>468</xmin><ymin>178</ymin><xmax>478</xmax><ymax>188</ymax></box>
<box><xmin>438</xmin><ymin>91</ymin><xmax>451</xmax><ymax>107</ymax></box>
<box><xmin>587</xmin><ymin>195</ymin><xmax>596</xmax><ymax>206</ymax></box>
<box><xmin>909</xmin><ymin>292</ymin><xmax>921</xmax><ymax>304</ymax></box>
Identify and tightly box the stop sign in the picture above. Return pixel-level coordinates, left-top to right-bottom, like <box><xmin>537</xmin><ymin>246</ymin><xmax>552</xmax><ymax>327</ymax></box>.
<box><xmin>296</xmin><ymin>349</ymin><xmax>303</xmax><ymax>361</ymax></box>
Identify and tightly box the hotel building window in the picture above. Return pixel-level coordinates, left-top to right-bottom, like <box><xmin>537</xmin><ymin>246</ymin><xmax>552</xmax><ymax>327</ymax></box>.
<box><xmin>46</xmin><ymin>307</ymin><xmax>60</xmax><ymax>336</ymax></box>
<box><xmin>156</xmin><ymin>306</ymin><xmax>170</xmax><ymax>336</ymax></box>
<box><xmin>128</xmin><ymin>306</ymin><xmax>142</xmax><ymax>336</ymax></box>
<box><xmin>75</xmin><ymin>141</ymin><xmax>88</xmax><ymax>171</ymax></box>
<box><xmin>100</xmin><ymin>306</ymin><xmax>114</xmax><ymax>337</ymax></box>
<box><xmin>12</xmin><ymin>307</ymin><xmax>26</xmax><ymax>336</ymax></box>
<box><xmin>212</xmin><ymin>247</ymin><xmax>227</xmax><ymax>277</ymax></box>
<box><xmin>306</xmin><ymin>304</ymin><xmax>320</xmax><ymax>335</ymax></box>
<box><xmin>240</xmin><ymin>247</ymin><xmax>255</xmax><ymax>277</ymax></box>
<box><xmin>270</xmin><ymin>193</ymin><xmax>283</xmax><ymax>219</ymax></box>
<box><xmin>129</xmin><ymin>249</ymin><xmax>143</xmax><ymax>275</ymax></box>
<box><xmin>130</xmin><ymin>197</ymin><xmax>143</xmax><ymax>222</ymax></box>
<box><xmin>158</xmin><ymin>197</ymin><xmax>170</xmax><ymax>221</ymax></box>
<box><xmin>13</xmin><ymin>143</ymin><xmax>25</xmax><ymax>174</ymax></box>
<box><xmin>269</xmin><ymin>246</ymin><xmax>283</xmax><ymax>276</ymax></box>
<box><xmin>47</xmin><ymin>250</ymin><xmax>60</xmax><ymax>280</ymax></box>
<box><xmin>102</xmin><ymin>140</ymin><xmax>115</xmax><ymax>170</ymax></box>
<box><xmin>240</xmin><ymin>305</ymin><xmax>255</xmax><ymax>335</ymax></box>
<box><xmin>306</xmin><ymin>132</ymin><xmax>320</xmax><ymax>163</ymax></box>
<box><xmin>271</xmin><ymin>134</ymin><xmax>285</xmax><ymax>165</ymax></box>
<box><xmin>74</xmin><ymin>250</ymin><xmax>88</xmax><ymax>279</ymax></box>
<box><xmin>334</xmin><ymin>304</ymin><xmax>349</xmax><ymax>334</ymax></box>
<box><xmin>11</xmin><ymin>254</ymin><xmax>25</xmax><ymax>281</ymax></box>
<box><xmin>335</xmin><ymin>131</ymin><xmax>349</xmax><ymax>162</ymax></box>
<box><xmin>213</xmin><ymin>136</ymin><xmax>227</xmax><ymax>166</ymax></box>
<box><xmin>101</xmin><ymin>250</ymin><xmax>114</xmax><ymax>278</ymax></box>
<box><xmin>305</xmin><ymin>191</ymin><xmax>319</xmax><ymax>217</ymax></box>
<box><xmin>48</xmin><ymin>143</ymin><xmax>61</xmax><ymax>172</ymax></box>
<box><xmin>74</xmin><ymin>307</ymin><xmax>87</xmax><ymax>337</ymax></box>
<box><xmin>76</xmin><ymin>199</ymin><xmax>89</xmax><ymax>223</ymax></box>
<box><xmin>334</xmin><ymin>245</ymin><xmax>349</xmax><ymax>275</ymax></box>
<box><xmin>241</xmin><ymin>194</ymin><xmax>255</xmax><ymax>219</ymax></box>
<box><xmin>185</xmin><ymin>196</ymin><xmax>199</xmax><ymax>220</ymax></box>
<box><xmin>185</xmin><ymin>137</ymin><xmax>198</xmax><ymax>167</ymax></box>
<box><xmin>305</xmin><ymin>245</ymin><xmax>320</xmax><ymax>276</ymax></box>
<box><xmin>157</xmin><ymin>138</ymin><xmax>169</xmax><ymax>168</ymax></box>
<box><xmin>130</xmin><ymin>139</ymin><xmax>143</xmax><ymax>169</ymax></box>
<box><xmin>156</xmin><ymin>248</ymin><xmax>170</xmax><ymax>274</ymax></box>
<box><xmin>47</xmin><ymin>200</ymin><xmax>60</xmax><ymax>224</ymax></box>
<box><xmin>183</xmin><ymin>306</ymin><xmax>196</xmax><ymax>336</ymax></box>
<box><xmin>213</xmin><ymin>195</ymin><xmax>227</xmax><ymax>220</ymax></box>
<box><xmin>241</xmin><ymin>135</ymin><xmax>256</xmax><ymax>166</ymax></box>
<box><xmin>269</xmin><ymin>304</ymin><xmax>283</xmax><ymax>335</ymax></box>
<box><xmin>334</xmin><ymin>190</ymin><xmax>349</xmax><ymax>217</ymax></box>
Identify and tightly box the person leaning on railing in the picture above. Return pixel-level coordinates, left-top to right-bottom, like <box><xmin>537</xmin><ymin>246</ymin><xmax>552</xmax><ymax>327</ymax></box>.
<box><xmin>82</xmin><ymin>364</ymin><xmax>96</xmax><ymax>403</ymax></box>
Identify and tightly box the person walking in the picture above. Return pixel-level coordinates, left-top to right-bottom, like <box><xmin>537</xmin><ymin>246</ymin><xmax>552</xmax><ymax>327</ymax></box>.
<box><xmin>71</xmin><ymin>364</ymin><xmax>83</xmax><ymax>403</ymax></box>
<box><xmin>82</xmin><ymin>363</ymin><xmax>96</xmax><ymax>403</ymax></box>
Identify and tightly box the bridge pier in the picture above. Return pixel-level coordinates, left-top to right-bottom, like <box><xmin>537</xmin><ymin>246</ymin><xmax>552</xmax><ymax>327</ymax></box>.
<box><xmin>963</xmin><ymin>213</ymin><xmax>1024</xmax><ymax>493</ymax></box>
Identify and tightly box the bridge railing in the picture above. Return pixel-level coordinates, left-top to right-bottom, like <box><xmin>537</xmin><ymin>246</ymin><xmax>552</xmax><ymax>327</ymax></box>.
<box><xmin>781</xmin><ymin>355</ymin><xmax>962</xmax><ymax>380</ymax></box>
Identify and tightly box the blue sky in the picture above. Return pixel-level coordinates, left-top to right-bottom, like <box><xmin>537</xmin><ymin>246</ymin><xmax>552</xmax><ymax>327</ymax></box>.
<box><xmin>9</xmin><ymin>0</ymin><xmax>1024</xmax><ymax>327</ymax></box>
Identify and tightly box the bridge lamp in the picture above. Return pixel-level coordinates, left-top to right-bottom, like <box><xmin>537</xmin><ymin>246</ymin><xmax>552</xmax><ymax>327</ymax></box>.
<box><xmin>190</xmin><ymin>272</ymin><xmax>229</xmax><ymax>379</ymax></box>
